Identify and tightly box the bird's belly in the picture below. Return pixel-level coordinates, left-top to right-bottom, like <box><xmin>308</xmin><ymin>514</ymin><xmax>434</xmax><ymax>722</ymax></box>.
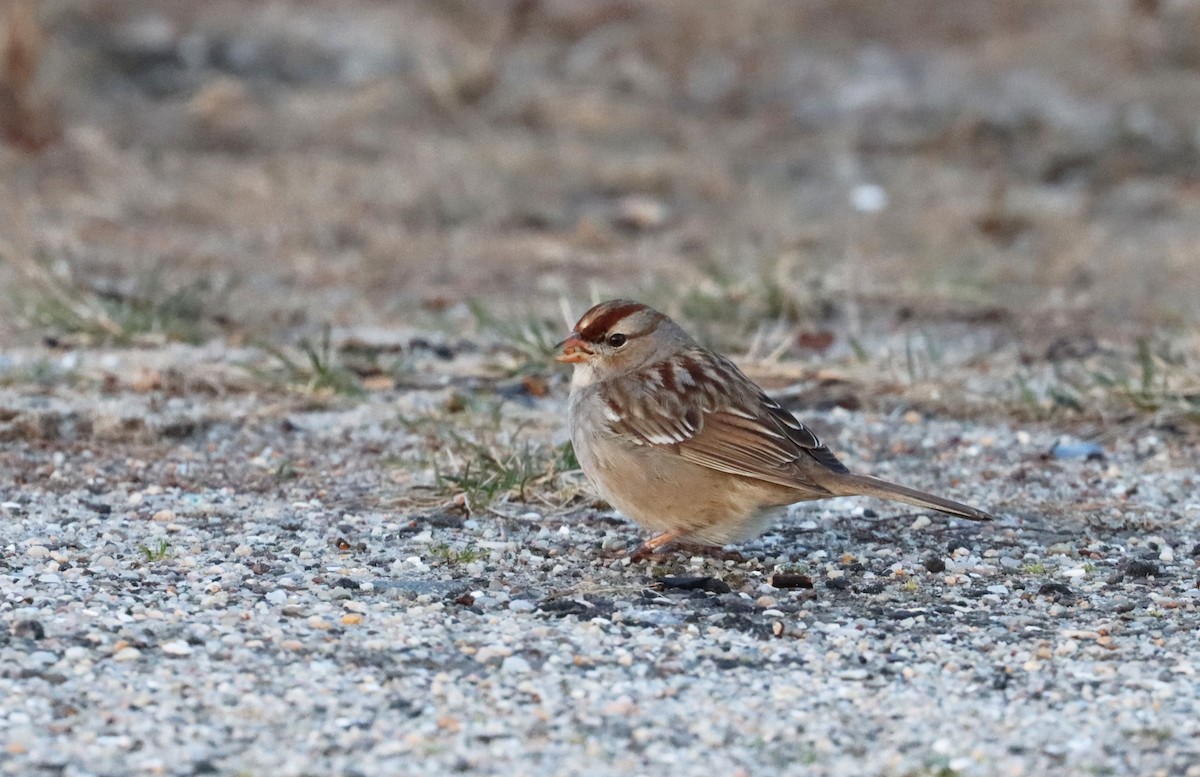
<box><xmin>577</xmin><ymin>434</ymin><xmax>786</xmax><ymax>545</ymax></box>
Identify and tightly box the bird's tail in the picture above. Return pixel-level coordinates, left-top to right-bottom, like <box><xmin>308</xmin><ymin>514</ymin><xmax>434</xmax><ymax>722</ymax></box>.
<box><xmin>830</xmin><ymin>474</ymin><xmax>993</xmax><ymax>522</ymax></box>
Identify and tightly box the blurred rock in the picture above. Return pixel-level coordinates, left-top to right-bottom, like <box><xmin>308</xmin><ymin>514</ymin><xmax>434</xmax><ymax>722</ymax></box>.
<box><xmin>613</xmin><ymin>194</ymin><xmax>668</xmax><ymax>231</ymax></box>
<box><xmin>1050</xmin><ymin>440</ymin><xmax>1105</xmax><ymax>461</ymax></box>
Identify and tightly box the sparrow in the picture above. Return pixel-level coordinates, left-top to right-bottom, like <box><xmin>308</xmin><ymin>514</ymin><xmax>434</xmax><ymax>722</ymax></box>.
<box><xmin>556</xmin><ymin>299</ymin><xmax>993</xmax><ymax>555</ymax></box>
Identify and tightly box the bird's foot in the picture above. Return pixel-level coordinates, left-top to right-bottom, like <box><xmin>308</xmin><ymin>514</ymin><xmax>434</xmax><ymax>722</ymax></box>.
<box><xmin>627</xmin><ymin>534</ymin><xmax>743</xmax><ymax>563</ymax></box>
<box><xmin>627</xmin><ymin>532</ymin><xmax>683</xmax><ymax>561</ymax></box>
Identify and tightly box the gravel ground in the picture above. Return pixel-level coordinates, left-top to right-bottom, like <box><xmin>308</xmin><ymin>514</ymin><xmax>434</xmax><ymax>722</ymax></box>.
<box><xmin>2</xmin><ymin>344</ymin><xmax>1198</xmax><ymax>777</ymax></box>
<box><xmin>4</xmin><ymin>2</ymin><xmax>1200</xmax><ymax>775</ymax></box>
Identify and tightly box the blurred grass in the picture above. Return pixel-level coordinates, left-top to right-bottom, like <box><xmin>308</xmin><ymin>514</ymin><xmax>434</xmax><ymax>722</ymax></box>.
<box><xmin>11</xmin><ymin>254</ymin><xmax>234</xmax><ymax>346</ymax></box>
<box><xmin>1007</xmin><ymin>333</ymin><xmax>1200</xmax><ymax>425</ymax></box>
<box><xmin>255</xmin><ymin>323</ymin><xmax>365</xmax><ymax>398</ymax></box>
<box><xmin>0</xmin><ymin>0</ymin><xmax>1197</xmax><ymax>440</ymax></box>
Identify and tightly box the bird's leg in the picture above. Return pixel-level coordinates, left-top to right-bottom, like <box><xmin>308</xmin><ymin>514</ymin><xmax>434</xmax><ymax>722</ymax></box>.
<box><xmin>629</xmin><ymin>531</ymin><xmax>683</xmax><ymax>561</ymax></box>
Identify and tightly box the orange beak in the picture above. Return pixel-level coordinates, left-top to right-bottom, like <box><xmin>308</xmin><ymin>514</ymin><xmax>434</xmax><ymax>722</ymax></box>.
<box><xmin>555</xmin><ymin>333</ymin><xmax>593</xmax><ymax>364</ymax></box>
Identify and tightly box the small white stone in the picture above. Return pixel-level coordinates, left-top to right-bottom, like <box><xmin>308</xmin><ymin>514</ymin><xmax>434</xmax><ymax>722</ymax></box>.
<box><xmin>396</xmin><ymin>556</ymin><xmax>428</xmax><ymax>571</ymax></box>
<box><xmin>850</xmin><ymin>183</ymin><xmax>887</xmax><ymax>213</ymax></box>
<box><xmin>234</xmin><ymin>545</ymin><xmax>252</xmax><ymax>557</ymax></box>
<box><xmin>475</xmin><ymin>645</ymin><xmax>512</xmax><ymax>664</ymax></box>
<box><xmin>1055</xmin><ymin>640</ymin><xmax>1079</xmax><ymax>656</ymax></box>
<box><xmin>910</xmin><ymin>515</ymin><xmax>932</xmax><ymax>530</ymax></box>
<box><xmin>26</xmin><ymin>545</ymin><xmax>50</xmax><ymax>559</ymax></box>
<box><xmin>160</xmin><ymin>640</ymin><xmax>193</xmax><ymax>657</ymax></box>
<box><xmin>265</xmin><ymin>590</ymin><xmax>287</xmax><ymax>605</ymax></box>
<box><xmin>501</xmin><ymin>655</ymin><xmax>532</xmax><ymax>674</ymax></box>
<box><xmin>113</xmin><ymin>646</ymin><xmax>142</xmax><ymax>662</ymax></box>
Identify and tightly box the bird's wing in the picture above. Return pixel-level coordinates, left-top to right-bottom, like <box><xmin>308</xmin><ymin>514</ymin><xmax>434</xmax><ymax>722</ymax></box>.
<box><xmin>603</xmin><ymin>351</ymin><xmax>846</xmax><ymax>493</ymax></box>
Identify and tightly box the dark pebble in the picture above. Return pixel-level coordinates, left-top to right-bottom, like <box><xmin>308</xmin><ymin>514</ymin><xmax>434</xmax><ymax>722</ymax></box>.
<box><xmin>332</xmin><ymin>576</ymin><xmax>360</xmax><ymax>590</ymax></box>
<box><xmin>537</xmin><ymin>598</ymin><xmax>615</xmax><ymax>619</ymax></box>
<box><xmin>1124</xmin><ymin>559</ymin><xmax>1160</xmax><ymax>578</ymax></box>
<box><xmin>770</xmin><ymin>573</ymin><xmax>813</xmax><ymax>589</ymax></box>
<box><xmin>923</xmin><ymin>556</ymin><xmax>947</xmax><ymax>573</ymax></box>
<box><xmin>888</xmin><ymin>608</ymin><xmax>926</xmax><ymax>620</ymax></box>
<box><xmin>712</xmin><ymin>657</ymin><xmax>746</xmax><ymax>670</ymax></box>
<box><xmin>12</xmin><ymin>620</ymin><xmax>45</xmax><ymax>640</ymax></box>
<box><xmin>825</xmin><ymin>577</ymin><xmax>852</xmax><ymax>591</ymax></box>
<box><xmin>1037</xmin><ymin>582</ymin><xmax>1074</xmax><ymax>599</ymax></box>
<box><xmin>657</xmin><ymin>576</ymin><xmax>732</xmax><ymax>594</ymax></box>
<box><xmin>422</xmin><ymin>513</ymin><xmax>466</xmax><ymax>529</ymax></box>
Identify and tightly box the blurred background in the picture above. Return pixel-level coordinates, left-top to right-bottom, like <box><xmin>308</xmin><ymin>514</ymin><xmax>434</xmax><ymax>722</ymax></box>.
<box><xmin>1</xmin><ymin>0</ymin><xmax>1198</xmax><ymax>407</ymax></box>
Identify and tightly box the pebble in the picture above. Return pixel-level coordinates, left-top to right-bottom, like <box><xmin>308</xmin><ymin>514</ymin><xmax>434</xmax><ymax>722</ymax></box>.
<box><xmin>26</xmin><ymin>651</ymin><xmax>58</xmax><ymax>667</ymax></box>
<box><xmin>475</xmin><ymin>645</ymin><xmax>512</xmax><ymax>664</ymax></box>
<box><xmin>160</xmin><ymin>641</ymin><xmax>193</xmax><ymax>657</ymax></box>
<box><xmin>1051</xmin><ymin>440</ymin><xmax>1105</xmax><ymax>460</ymax></box>
<box><xmin>0</xmin><ymin>348</ymin><xmax>1194</xmax><ymax>777</ymax></box>
<box><xmin>113</xmin><ymin>647</ymin><xmax>142</xmax><ymax>662</ymax></box>
<box><xmin>500</xmin><ymin>655</ymin><xmax>532</xmax><ymax>674</ymax></box>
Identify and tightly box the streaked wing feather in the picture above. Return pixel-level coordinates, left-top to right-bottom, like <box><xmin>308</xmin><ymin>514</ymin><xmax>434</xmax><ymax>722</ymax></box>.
<box><xmin>759</xmin><ymin>397</ymin><xmax>849</xmax><ymax>474</ymax></box>
<box><xmin>605</xmin><ymin>351</ymin><xmax>847</xmax><ymax>492</ymax></box>
<box><xmin>675</xmin><ymin>413</ymin><xmax>832</xmax><ymax>492</ymax></box>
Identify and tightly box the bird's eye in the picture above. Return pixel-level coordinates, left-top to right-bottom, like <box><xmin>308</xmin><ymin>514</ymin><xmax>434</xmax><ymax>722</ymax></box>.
<box><xmin>607</xmin><ymin>333</ymin><xmax>627</xmax><ymax>348</ymax></box>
